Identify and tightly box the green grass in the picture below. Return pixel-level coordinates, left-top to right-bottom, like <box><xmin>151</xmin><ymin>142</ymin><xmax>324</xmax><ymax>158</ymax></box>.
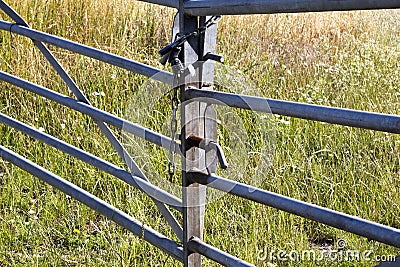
<box><xmin>1</xmin><ymin>0</ymin><xmax>400</xmax><ymax>266</ymax></box>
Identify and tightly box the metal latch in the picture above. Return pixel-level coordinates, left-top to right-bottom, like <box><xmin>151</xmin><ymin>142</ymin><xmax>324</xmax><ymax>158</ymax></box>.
<box><xmin>186</xmin><ymin>135</ymin><xmax>228</xmax><ymax>170</ymax></box>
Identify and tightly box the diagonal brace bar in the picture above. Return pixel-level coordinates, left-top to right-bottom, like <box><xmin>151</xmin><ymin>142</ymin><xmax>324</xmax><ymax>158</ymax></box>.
<box><xmin>0</xmin><ymin>71</ymin><xmax>181</xmax><ymax>156</ymax></box>
<box><xmin>0</xmin><ymin>112</ymin><xmax>183</xmax><ymax>211</ymax></box>
<box><xmin>0</xmin><ymin>1</ymin><xmax>182</xmax><ymax>240</ymax></box>
<box><xmin>0</xmin><ymin>145</ymin><xmax>184</xmax><ymax>262</ymax></box>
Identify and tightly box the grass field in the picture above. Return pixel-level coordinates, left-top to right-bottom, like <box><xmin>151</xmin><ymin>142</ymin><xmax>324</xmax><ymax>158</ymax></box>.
<box><xmin>1</xmin><ymin>0</ymin><xmax>400</xmax><ymax>266</ymax></box>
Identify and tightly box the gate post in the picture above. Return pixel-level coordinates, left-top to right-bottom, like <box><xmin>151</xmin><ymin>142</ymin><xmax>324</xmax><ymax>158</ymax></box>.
<box><xmin>179</xmin><ymin>1</ymin><xmax>218</xmax><ymax>266</ymax></box>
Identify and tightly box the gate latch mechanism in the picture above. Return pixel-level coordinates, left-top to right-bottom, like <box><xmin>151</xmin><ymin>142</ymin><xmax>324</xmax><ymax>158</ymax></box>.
<box><xmin>186</xmin><ymin>135</ymin><xmax>228</xmax><ymax>170</ymax></box>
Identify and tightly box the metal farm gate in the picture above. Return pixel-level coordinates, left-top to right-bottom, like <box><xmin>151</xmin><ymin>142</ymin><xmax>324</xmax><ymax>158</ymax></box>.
<box><xmin>1</xmin><ymin>0</ymin><xmax>400</xmax><ymax>266</ymax></box>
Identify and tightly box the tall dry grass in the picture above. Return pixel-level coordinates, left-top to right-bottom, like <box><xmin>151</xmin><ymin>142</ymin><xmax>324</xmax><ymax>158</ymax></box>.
<box><xmin>0</xmin><ymin>0</ymin><xmax>399</xmax><ymax>266</ymax></box>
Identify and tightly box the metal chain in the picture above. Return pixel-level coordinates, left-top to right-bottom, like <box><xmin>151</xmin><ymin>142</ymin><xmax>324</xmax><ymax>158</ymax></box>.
<box><xmin>166</xmin><ymin>16</ymin><xmax>221</xmax><ymax>181</ymax></box>
<box><xmin>168</xmin><ymin>64</ymin><xmax>182</xmax><ymax>182</ymax></box>
<box><xmin>159</xmin><ymin>15</ymin><xmax>222</xmax><ymax>58</ymax></box>
<box><xmin>201</xmin><ymin>15</ymin><xmax>222</xmax><ymax>32</ymax></box>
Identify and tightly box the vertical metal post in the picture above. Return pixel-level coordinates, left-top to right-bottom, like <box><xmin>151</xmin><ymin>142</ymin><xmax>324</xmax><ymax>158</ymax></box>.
<box><xmin>179</xmin><ymin>1</ymin><xmax>218</xmax><ymax>266</ymax></box>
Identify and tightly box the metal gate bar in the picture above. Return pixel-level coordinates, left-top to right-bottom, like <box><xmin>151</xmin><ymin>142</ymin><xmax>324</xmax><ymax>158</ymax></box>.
<box><xmin>143</xmin><ymin>0</ymin><xmax>179</xmax><ymax>9</ymax></box>
<box><xmin>0</xmin><ymin>71</ymin><xmax>181</xmax><ymax>152</ymax></box>
<box><xmin>0</xmin><ymin>19</ymin><xmax>173</xmax><ymax>85</ymax></box>
<box><xmin>0</xmin><ymin>145</ymin><xmax>184</xmax><ymax>262</ymax></box>
<box><xmin>5</xmin><ymin>18</ymin><xmax>400</xmax><ymax>134</ymax></box>
<box><xmin>0</xmin><ymin>2</ymin><xmax>182</xmax><ymax>240</ymax></box>
<box><xmin>0</xmin><ymin>113</ymin><xmax>183</xmax><ymax>210</ymax></box>
<box><xmin>187</xmin><ymin>237</ymin><xmax>255</xmax><ymax>267</ymax></box>
<box><xmin>0</xmin><ymin>70</ymin><xmax>186</xmax><ymax>239</ymax></box>
<box><xmin>186</xmin><ymin>172</ymin><xmax>400</xmax><ymax>248</ymax></box>
<box><xmin>2</xmin><ymin>0</ymin><xmax>400</xmax><ymax>266</ymax></box>
<box><xmin>183</xmin><ymin>0</ymin><xmax>400</xmax><ymax>16</ymax></box>
<box><xmin>0</xmin><ymin>1</ymin><xmax>183</xmax><ymax>240</ymax></box>
<box><xmin>0</xmin><ymin>70</ymin><xmax>184</xmax><ymax>237</ymax></box>
<box><xmin>184</xmin><ymin>88</ymin><xmax>400</xmax><ymax>133</ymax></box>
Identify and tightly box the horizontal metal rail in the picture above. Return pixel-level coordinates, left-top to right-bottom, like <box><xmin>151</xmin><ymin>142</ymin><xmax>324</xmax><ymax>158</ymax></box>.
<box><xmin>186</xmin><ymin>172</ymin><xmax>400</xmax><ymax>248</ymax></box>
<box><xmin>137</xmin><ymin>0</ymin><xmax>179</xmax><ymax>8</ymax></box>
<box><xmin>0</xmin><ymin>20</ymin><xmax>173</xmax><ymax>85</ymax></box>
<box><xmin>0</xmin><ymin>145</ymin><xmax>184</xmax><ymax>262</ymax></box>
<box><xmin>183</xmin><ymin>0</ymin><xmax>400</xmax><ymax>16</ymax></box>
<box><xmin>187</xmin><ymin>237</ymin><xmax>255</xmax><ymax>267</ymax></box>
<box><xmin>184</xmin><ymin>89</ymin><xmax>400</xmax><ymax>134</ymax></box>
<box><xmin>0</xmin><ymin>71</ymin><xmax>181</xmax><ymax>153</ymax></box>
<box><xmin>0</xmin><ymin>1</ymin><xmax>183</xmax><ymax>241</ymax></box>
<box><xmin>0</xmin><ymin>112</ymin><xmax>183</xmax><ymax>211</ymax></box>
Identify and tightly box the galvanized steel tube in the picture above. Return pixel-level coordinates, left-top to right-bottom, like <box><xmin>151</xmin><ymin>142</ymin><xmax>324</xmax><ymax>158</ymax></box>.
<box><xmin>0</xmin><ymin>113</ymin><xmax>183</xmax><ymax>211</ymax></box>
<box><xmin>0</xmin><ymin>71</ymin><xmax>181</xmax><ymax>152</ymax></box>
<box><xmin>184</xmin><ymin>0</ymin><xmax>400</xmax><ymax>16</ymax></box>
<box><xmin>0</xmin><ymin>145</ymin><xmax>184</xmax><ymax>261</ymax></box>
<box><xmin>137</xmin><ymin>0</ymin><xmax>179</xmax><ymax>8</ymax></box>
<box><xmin>0</xmin><ymin>2</ymin><xmax>182</xmax><ymax>238</ymax></box>
<box><xmin>187</xmin><ymin>237</ymin><xmax>255</xmax><ymax>267</ymax></box>
<box><xmin>187</xmin><ymin>172</ymin><xmax>400</xmax><ymax>248</ymax></box>
<box><xmin>184</xmin><ymin>89</ymin><xmax>400</xmax><ymax>134</ymax></box>
<box><xmin>0</xmin><ymin>20</ymin><xmax>173</xmax><ymax>85</ymax></box>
